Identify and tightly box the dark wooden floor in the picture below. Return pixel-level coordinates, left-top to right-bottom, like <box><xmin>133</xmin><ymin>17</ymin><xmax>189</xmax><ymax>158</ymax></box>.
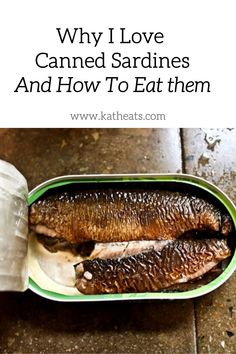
<box><xmin>0</xmin><ymin>128</ymin><xmax>235</xmax><ymax>354</ymax></box>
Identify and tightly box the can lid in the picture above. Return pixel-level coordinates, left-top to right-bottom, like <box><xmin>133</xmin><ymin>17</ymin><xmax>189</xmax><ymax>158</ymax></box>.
<box><xmin>0</xmin><ymin>159</ymin><xmax>28</xmax><ymax>291</ymax></box>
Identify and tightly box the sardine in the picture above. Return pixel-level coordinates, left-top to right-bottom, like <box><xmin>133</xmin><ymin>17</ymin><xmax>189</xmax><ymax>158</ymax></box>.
<box><xmin>75</xmin><ymin>239</ymin><xmax>231</xmax><ymax>294</ymax></box>
<box><xmin>29</xmin><ymin>189</ymin><xmax>232</xmax><ymax>243</ymax></box>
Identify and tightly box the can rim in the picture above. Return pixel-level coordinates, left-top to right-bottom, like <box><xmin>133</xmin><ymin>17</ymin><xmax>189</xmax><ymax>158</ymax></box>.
<box><xmin>28</xmin><ymin>173</ymin><xmax>236</xmax><ymax>301</ymax></box>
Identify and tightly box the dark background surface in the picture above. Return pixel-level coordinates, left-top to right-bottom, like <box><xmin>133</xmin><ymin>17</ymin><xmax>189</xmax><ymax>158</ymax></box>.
<box><xmin>0</xmin><ymin>128</ymin><xmax>235</xmax><ymax>354</ymax></box>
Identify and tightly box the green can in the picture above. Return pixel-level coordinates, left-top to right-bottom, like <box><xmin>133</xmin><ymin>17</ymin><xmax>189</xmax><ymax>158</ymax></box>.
<box><xmin>27</xmin><ymin>173</ymin><xmax>236</xmax><ymax>302</ymax></box>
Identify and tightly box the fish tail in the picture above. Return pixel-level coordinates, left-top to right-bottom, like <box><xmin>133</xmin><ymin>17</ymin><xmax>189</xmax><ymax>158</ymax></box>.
<box><xmin>221</xmin><ymin>214</ymin><xmax>233</xmax><ymax>235</ymax></box>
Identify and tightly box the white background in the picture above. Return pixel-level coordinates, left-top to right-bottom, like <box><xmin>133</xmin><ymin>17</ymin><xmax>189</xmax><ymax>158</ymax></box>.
<box><xmin>0</xmin><ymin>0</ymin><xmax>235</xmax><ymax>127</ymax></box>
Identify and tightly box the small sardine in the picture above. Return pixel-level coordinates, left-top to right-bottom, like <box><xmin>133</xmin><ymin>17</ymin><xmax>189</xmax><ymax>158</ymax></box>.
<box><xmin>29</xmin><ymin>189</ymin><xmax>232</xmax><ymax>243</ymax></box>
<box><xmin>75</xmin><ymin>239</ymin><xmax>231</xmax><ymax>294</ymax></box>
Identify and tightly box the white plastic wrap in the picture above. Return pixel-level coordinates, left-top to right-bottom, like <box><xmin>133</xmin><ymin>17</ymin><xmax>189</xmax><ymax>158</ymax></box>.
<box><xmin>0</xmin><ymin>160</ymin><xmax>28</xmax><ymax>291</ymax></box>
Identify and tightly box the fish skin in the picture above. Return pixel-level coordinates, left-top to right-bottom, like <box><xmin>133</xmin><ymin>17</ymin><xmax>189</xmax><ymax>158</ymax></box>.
<box><xmin>90</xmin><ymin>240</ymin><xmax>172</xmax><ymax>259</ymax></box>
<box><xmin>75</xmin><ymin>239</ymin><xmax>231</xmax><ymax>295</ymax></box>
<box><xmin>36</xmin><ymin>233</ymin><xmax>172</xmax><ymax>258</ymax></box>
<box><xmin>29</xmin><ymin>189</ymin><xmax>233</xmax><ymax>243</ymax></box>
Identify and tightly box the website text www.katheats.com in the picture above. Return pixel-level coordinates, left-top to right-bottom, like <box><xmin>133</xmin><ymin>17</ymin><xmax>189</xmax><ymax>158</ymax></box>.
<box><xmin>70</xmin><ymin>111</ymin><xmax>166</xmax><ymax>121</ymax></box>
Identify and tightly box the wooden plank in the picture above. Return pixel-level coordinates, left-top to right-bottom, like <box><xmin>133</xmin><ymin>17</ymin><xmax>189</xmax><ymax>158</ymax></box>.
<box><xmin>0</xmin><ymin>128</ymin><xmax>196</xmax><ymax>354</ymax></box>
<box><xmin>182</xmin><ymin>128</ymin><xmax>236</xmax><ymax>354</ymax></box>
<box><xmin>0</xmin><ymin>128</ymin><xmax>183</xmax><ymax>189</ymax></box>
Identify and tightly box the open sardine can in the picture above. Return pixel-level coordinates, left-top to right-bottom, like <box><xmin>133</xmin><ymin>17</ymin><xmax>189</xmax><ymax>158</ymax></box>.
<box><xmin>0</xmin><ymin>159</ymin><xmax>236</xmax><ymax>302</ymax></box>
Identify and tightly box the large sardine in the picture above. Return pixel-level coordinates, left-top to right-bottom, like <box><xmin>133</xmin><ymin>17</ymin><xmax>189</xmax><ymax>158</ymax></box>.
<box><xmin>75</xmin><ymin>239</ymin><xmax>231</xmax><ymax>294</ymax></box>
<box><xmin>29</xmin><ymin>189</ymin><xmax>232</xmax><ymax>243</ymax></box>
